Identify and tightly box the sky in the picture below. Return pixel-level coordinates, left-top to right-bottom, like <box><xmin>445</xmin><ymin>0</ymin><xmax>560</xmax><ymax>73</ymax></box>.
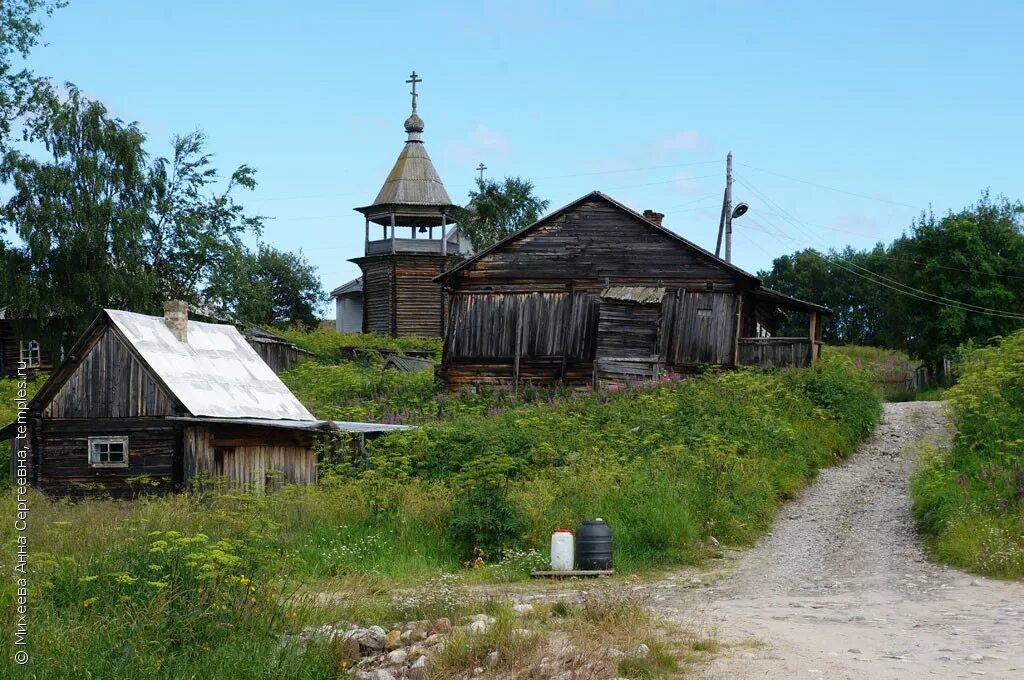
<box><xmin>20</xmin><ymin>1</ymin><xmax>1024</xmax><ymax>312</ymax></box>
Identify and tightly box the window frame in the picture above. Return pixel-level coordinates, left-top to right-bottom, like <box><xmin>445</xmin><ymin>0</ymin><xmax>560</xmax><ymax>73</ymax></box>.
<box><xmin>20</xmin><ymin>340</ymin><xmax>41</xmax><ymax>368</ymax></box>
<box><xmin>88</xmin><ymin>436</ymin><xmax>130</xmax><ymax>468</ymax></box>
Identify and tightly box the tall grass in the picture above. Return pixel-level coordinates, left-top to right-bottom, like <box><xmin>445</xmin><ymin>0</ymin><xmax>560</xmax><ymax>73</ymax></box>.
<box><xmin>911</xmin><ymin>329</ymin><xmax>1024</xmax><ymax>579</ymax></box>
<box><xmin>1</xmin><ymin>353</ymin><xmax>882</xmax><ymax>676</ymax></box>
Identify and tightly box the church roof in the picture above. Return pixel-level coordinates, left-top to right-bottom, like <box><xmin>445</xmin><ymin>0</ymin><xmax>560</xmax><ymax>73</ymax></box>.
<box><xmin>355</xmin><ymin>72</ymin><xmax>459</xmax><ymax>227</ymax></box>
<box><xmin>366</xmin><ymin>141</ymin><xmax>454</xmax><ymax>208</ymax></box>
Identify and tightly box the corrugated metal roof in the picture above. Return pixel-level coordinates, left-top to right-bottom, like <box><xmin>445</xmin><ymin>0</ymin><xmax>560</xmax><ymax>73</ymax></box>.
<box><xmin>368</xmin><ymin>141</ymin><xmax>454</xmax><ymax>207</ymax></box>
<box><xmin>600</xmin><ymin>286</ymin><xmax>666</xmax><ymax>304</ymax></box>
<box><xmin>106</xmin><ymin>310</ymin><xmax>316</xmax><ymax>421</ymax></box>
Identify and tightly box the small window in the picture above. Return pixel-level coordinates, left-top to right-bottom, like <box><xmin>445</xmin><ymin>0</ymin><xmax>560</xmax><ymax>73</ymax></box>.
<box><xmin>696</xmin><ymin>308</ymin><xmax>713</xmax><ymax>320</ymax></box>
<box><xmin>20</xmin><ymin>340</ymin><xmax>41</xmax><ymax>368</ymax></box>
<box><xmin>89</xmin><ymin>436</ymin><xmax>129</xmax><ymax>468</ymax></box>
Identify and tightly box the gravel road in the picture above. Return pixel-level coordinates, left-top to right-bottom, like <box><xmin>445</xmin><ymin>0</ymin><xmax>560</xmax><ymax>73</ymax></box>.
<box><xmin>670</xmin><ymin>401</ymin><xmax>1024</xmax><ymax>679</ymax></box>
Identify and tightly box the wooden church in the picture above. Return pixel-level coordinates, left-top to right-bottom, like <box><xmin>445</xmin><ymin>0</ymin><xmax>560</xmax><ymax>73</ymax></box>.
<box><xmin>349</xmin><ymin>73</ymin><xmax>463</xmax><ymax>338</ymax></box>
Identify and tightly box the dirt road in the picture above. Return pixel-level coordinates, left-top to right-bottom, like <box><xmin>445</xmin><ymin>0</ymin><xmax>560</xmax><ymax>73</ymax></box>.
<box><xmin>667</xmin><ymin>401</ymin><xmax>1024</xmax><ymax>679</ymax></box>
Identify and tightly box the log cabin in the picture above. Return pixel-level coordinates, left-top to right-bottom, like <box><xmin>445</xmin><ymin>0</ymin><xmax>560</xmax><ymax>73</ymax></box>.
<box><xmin>435</xmin><ymin>191</ymin><xmax>830</xmax><ymax>388</ymax></box>
<box><xmin>0</xmin><ymin>301</ymin><xmax>409</xmax><ymax>497</ymax></box>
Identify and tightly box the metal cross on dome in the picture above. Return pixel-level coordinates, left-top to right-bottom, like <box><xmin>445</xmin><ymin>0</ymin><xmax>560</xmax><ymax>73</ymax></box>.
<box><xmin>406</xmin><ymin>71</ymin><xmax>422</xmax><ymax>112</ymax></box>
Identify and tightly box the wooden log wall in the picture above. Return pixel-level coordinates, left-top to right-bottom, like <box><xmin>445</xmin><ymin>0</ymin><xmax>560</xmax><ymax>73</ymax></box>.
<box><xmin>359</xmin><ymin>258</ymin><xmax>393</xmax><ymax>335</ymax></box>
<box><xmin>450</xmin><ymin>198</ymin><xmax>741</xmax><ymax>285</ymax></box>
<box><xmin>595</xmin><ymin>301</ymin><xmax>661</xmax><ymax>381</ymax></box>
<box><xmin>394</xmin><ymin>255</ymin><xmax>447</xmax><ymax>338</ymax></box>
<box><xmin>37</xmin><ymin>418</ymin><xmax>177</xmax><ymax>498</ymax></box>
<box><xmin>42</xmin><ymin>327</ymin><xmax>179</xmax><ymax>418</ymax></box>
<box><xmin>354</xmin><ymin>254</ymin><xmax>449</xmax><ymax>338</ymax></box>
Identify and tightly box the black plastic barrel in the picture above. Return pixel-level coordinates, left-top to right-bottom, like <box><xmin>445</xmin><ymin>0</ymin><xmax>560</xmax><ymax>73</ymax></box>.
<box><xmin>576</xmin><ymin>518</ymin><xmax>613</xmax><ymax>570</ymax></box>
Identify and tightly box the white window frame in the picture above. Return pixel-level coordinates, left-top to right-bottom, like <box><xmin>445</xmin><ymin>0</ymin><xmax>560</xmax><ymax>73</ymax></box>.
<box><xmin>88</xmin><ymin>436</ymin><xmax>129</xmax><ymax>468</ymax></box>
<box><xmin>20</xmin><ymin>340</ymin><xmax>41</xmax><ymax>368</ymax></box>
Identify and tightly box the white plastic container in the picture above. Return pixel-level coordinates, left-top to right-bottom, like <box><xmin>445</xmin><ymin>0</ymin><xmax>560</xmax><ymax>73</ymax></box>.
<box><xmin>550</xmin><ymin>529</ymin><xmax>575</xmax><ymax>571</ymax></box>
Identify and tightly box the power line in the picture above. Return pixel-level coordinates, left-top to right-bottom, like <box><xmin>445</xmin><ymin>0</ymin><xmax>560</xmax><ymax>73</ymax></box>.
<box><xmin>736</xmin><ymin>178</ymin><xmax>1024</xmax><ymax>320</ymax></box>
<box><xmin>735</xmin><ymin>162</ymin><xmax>921</xmax><ymax>209</ymax></box>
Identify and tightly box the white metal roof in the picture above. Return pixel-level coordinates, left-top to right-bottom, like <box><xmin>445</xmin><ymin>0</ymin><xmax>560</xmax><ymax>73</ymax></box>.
<box><xmin>106</xmin><ymin>310</ymin><xmax>316</xmax><ymax>421</ymax></box>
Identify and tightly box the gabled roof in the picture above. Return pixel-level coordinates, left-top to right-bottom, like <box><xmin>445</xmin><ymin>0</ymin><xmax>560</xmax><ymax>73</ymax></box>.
<box><xmin>103</xmin><ymin>310</ymin><xmax>315</xmax><ymax>420</ymax></box>
<box><xmin>330</xmin><ymin>276</ymin><xmax>363</xmax><ymax>297</ymax></box>
<box><xmin>436</xmin><ymin>191</ymin><xmax>761</xmax><ymax>286</ymax></box>
<box><xmin>435</xmin><ymin>191</ymin><xmax>832</xmax><ymax>315</ymax></box>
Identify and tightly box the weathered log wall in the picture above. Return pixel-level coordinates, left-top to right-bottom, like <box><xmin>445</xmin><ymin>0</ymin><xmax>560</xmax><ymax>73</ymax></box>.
<box><xmin>354</xmin><ymin>254</ymin><xmax>450</xmax><ymax>338</ymax></box>
<box><xmin>37</xmin><ymin>418</ymin><xmax>178</xmax><ymax>498</ymax></box>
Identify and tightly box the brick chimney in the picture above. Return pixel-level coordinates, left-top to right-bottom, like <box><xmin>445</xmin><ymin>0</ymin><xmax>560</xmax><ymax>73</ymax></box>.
<box><xmin>163</xmin><ymin>300</ymin><xmax>188</xmax><ymax>344</ymax></box>
<box><xmin>642</xmin><ymin>210</ymin><xmax>665</xmax><ymax>227</ymax></box>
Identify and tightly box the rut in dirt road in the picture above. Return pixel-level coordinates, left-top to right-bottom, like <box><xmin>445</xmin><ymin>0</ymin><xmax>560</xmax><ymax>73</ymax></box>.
<box><xmin>662</xmin><ymin>401</ymin><xmax>1024</xmax><ymax>680</ymax></box>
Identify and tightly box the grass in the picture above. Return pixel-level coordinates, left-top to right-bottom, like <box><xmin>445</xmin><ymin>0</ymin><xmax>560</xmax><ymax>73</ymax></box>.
<box><xmin>911</xmin><ymin>328</ymin><xmax>1024</xmax><ymax>580</ymax></box>
<box><xmin>0</xmin><ymin>337</ymin><xmax>885</xmax><ymax>677</ymax></box>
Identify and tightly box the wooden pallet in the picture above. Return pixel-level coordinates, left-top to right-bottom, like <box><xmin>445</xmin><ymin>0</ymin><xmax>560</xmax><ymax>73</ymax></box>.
<box><xmin>530</xmin><ymin>569</ymin><xmax>615</xmax><ymax>579</ymax></box>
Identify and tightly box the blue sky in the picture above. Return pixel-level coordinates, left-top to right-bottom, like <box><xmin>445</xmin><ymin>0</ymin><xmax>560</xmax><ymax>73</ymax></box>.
<box><xmin>23</xmin><ymin>1</ymin><xmax>1024</xmax><ymax>308</ymax></box>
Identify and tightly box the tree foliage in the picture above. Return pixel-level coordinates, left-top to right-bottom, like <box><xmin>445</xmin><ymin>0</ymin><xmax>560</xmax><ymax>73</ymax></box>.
<box><xmin>206</xmin><ymin>244</ymin><xmax>324</xmax><ymax>329</ymax></box>
<box><xmin>759</xmin><ymin>193</ymin><xmax>1024</xmax><ymax>364</ymax></box>
<box><xmin>0</xmin><ymin>85</ymin><xmax>322</xmax><ymax>349</ymax></box>
<box><xmin>457</xmin><ymin>176</ymin><xmax>549</xmax><ymax>253</ymax></box>
<box><xmin>0</xmin><ymin>0</ymin><xmax>65</xmax><ymax>149</ymax></box>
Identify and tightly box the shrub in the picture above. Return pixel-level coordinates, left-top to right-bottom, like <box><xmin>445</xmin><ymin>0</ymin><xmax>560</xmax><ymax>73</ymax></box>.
<box><xmin>911</xmin><ymin>329</ymin><xmax>1024</xmax><ymax>579</ymax></box>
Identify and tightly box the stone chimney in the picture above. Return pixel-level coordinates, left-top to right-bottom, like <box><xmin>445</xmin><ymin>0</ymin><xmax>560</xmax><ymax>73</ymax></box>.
<box><xmin>163</xmin><ymin>300</ymin><xmax>188</xmax><ymax>344</ymax></box>
<box><xmin>642</xmin><ymin>210</ymin><xmax>665</xmax><ymax>227</ymax></box>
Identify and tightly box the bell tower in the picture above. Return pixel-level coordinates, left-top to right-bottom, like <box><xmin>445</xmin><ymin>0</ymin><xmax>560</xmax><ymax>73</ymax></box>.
<box><xmin>350</xmin><ymin>72</ymin><xmax>461</xmax><ymax>337</ymax></box>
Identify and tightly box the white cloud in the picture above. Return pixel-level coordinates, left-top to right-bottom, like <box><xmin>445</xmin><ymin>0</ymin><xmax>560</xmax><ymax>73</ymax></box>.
<box><xmin>658</xmin><ymin>130</ymin><xmax>704</xmax><ymax>152</ymax></box>
<box><xmin>470</xmin><ymin>125</ymin><xmax>509</xmax><ymax>154</ymax></box>
<box><xmin>448</xmin><ymin>124</ymin><xmax>510</xmax><ymax>165</ymax></box>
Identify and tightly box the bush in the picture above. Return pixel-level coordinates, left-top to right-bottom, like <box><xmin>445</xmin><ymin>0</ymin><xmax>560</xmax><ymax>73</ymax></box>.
<box><xmin>911</xmin><ymin>329</ymin><xmax>1024</xmax><ymax>579</ymax></box>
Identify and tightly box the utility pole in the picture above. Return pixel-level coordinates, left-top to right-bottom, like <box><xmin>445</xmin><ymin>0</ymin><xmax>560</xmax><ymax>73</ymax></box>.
<box><xmin>715</xmin><ymin>152</ymin><xmax>733</xmax><ymax>262</ymax></box>
<box><xmin>724</xmin><ymin>152</ymin><xmax>734</xmax><ymax>263</ymax></box>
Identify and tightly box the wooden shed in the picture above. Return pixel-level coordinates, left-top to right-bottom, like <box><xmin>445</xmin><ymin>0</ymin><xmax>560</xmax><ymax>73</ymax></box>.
<box><xmin>1</xmin><ymin>302</ymin><xmax>358</xmax><ymax>497</ymax></box>
<box><xmin>435</xmin><ymin>192</ymin><xmax>829</xmax><ymax>388</ymax></box>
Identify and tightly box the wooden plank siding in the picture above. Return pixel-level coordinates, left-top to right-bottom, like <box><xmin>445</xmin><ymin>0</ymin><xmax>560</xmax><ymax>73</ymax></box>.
<box><xmin>660</xmin><ymin>291</ymin><xmax>738</xmax><ymax>366</ymax></box>
<box><xmin>182</xmin><ymin>424</ymin><xmax>318</xmax><ymax>491</ymax></box>
<box><xmin>43</xmin><ymin>327</ymin><xmax>180</xmax><ymax>418</ymax></box>
<box><xmin>738</xmin><ymin>338</ymin><xmax>815</xmax><ymax>369</ymax></box>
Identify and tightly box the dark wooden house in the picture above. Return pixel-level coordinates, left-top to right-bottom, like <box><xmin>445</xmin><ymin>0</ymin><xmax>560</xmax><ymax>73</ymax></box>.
<box><xmin>0</xmin><ymin>310</ymin><xmax>52</xmax><ymax>377</ymax></box>
<box><xmin>1</xmin><ymin>301</ymin><xmax>333</xmax><ymax>497</ymax></box>
<box><xmin>436</xmin><ymin>192</ymin><xmax>829</xmax><ymax>388</ymax></box>
<box><xmin>348</xmin><ymin>72</ymin><xmax>464</xmax><ymax>338</ymax></box>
